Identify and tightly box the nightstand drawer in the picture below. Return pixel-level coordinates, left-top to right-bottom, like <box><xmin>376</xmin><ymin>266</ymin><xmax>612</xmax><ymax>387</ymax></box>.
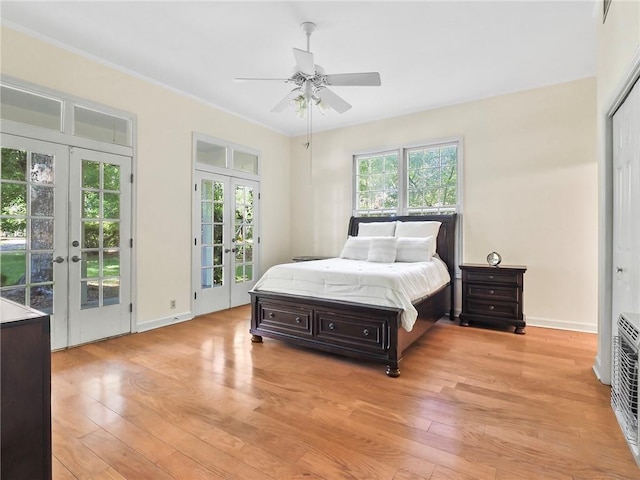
<box><xmin>466</xmin><ymin>299</ymin><xmax>518</xmax><ymax>318</ymax></box>
<box><xmin>464</xmin><ymin>270</ymin><xmax>520</xmax><ymax>285</ymax></box>
<box><xmin>257</xmin><ymin>301</ymin><xmax>312</xmax><ymax>337</ymax></box>
<box><xmin>466</xmin><ymin>284</ymin><xmax>518</xmax><ymax>302</ymax></box>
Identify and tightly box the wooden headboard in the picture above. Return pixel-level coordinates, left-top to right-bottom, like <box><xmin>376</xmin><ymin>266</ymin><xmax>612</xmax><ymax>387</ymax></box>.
<box><xmin>347</xmin><ymin>213</ymin><xmax>458</xmax><ymax>284</ymax></box>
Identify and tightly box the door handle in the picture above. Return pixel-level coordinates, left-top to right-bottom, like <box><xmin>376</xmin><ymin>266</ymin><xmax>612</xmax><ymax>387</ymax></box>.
<box><xmin>52</xmin><ymin>256</ymin><xmax>65</xmax><ymax>264</ymax></box>
<box><xmin>616</xmin><ymin>267</ymin><xmax>623</xmax><ymax>273</ymax></box>
<box><xmin>71</xmin><ymin>255</ymin><xmax>82</xmax><ymax>263</ymax></box>
<box><xmin>224</xmin><ymin>248</ymin><xmax>238</xmax><ymax>253</ymax></box>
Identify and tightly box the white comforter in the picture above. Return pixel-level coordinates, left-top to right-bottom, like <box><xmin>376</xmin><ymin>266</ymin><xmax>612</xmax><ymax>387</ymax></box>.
<box><xmin>252</xmin><ymin>258</ymin><xmax>450</xmax><ymax>331</ymax></box>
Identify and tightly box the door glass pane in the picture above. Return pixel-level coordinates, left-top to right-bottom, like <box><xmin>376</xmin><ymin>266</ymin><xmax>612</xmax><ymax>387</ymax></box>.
<box><xmin>82</xmin><ymin>160</ymin><xmax>100</xmax><ymax>189</ymax></box>
<box><xmin>103</xmin><ymin>278</ymin><xmax>120</xmax><ymax>306</ymax></box>
<box><xmin>79</xmin><ymin>158</ymin><xmax>122</xmax><ymax>309</ymax></box>
<box><xmin>82</xmin><ymin>251</ymin><xmax>100</xmax><ymax>278</ymax></box>
<box><xmin>80</xmin><ymin>280</ymin><xmax>99</xmax><ymax>309</ymax></box>
<box><xmin>83</xmin><ymin>191</ymin><xmax>100</xmax><ymax>217</ymax></box>
<box><xmin>104</xmin><ymin>250</ymin><xmax>120</xmax><ymax>277</ymax></box>
<box><xmin>104</xmin><ymin>164</ymin><xmax>120</xmax><ymax>190</ymax></box>
<box><xmin>82</xmin><ymin>221</ymin><xmax>100</xmax><ymax>248</ymax></box>
<box><xmin>202</xmin><ymin>224</ymin><xmax>212</xmax><ymax>244</ymax></box>
<box><xmin>103</xmin><ymin>193</ymin><xmax>120</xmax><ymax>219</ymax></box>
<box><xmin>103</xmin><ymin>222</ymin><xmax>119</xmax><ymax>248</ymax></box>
<box><xmin>31</xmin><ymin>219</ymin><xmax>53</xmax><ymax>249</ymax></box>
<box><xmin>1</xmin><ymin>147</ymin><xmax>56</xmax><ymax>312</ymax></box>
<box><xmin>31</xmin><ymin>186</ymin><xmax>54</xmax><ymax>216</ymax></box>
<box><xmin>31</xmin><ymin>252</ymin><xmax>53</xmax><ymax>283</ymax></box>
<box><xmin>202</xmin><ymin>268</ymin><xmax>212</xmax><ymax>289</ymax></box>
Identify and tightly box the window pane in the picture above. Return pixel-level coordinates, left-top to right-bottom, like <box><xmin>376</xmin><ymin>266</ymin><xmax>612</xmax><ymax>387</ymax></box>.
<box><xmin>233</xmin><ymin>150</ymin><xmax>258</xmax><ymax>174</ymax></box>
<box><xmin>355</xmin><ymin>152</ymin><xmax>399</xmax><ymax>213</ymax></box>
<box><xmin>196</xmin><ymin>141</ymin><xmax>226</xmax><ymax>168</ymax></box>
<box><xmin>74</xmin><ymin>106</ymin><xmax>130</xmax><ymax>146</ymax></box>
<box><xmin>104</xmin><ymin>251</ymin><xmax>120</xmax><ymax>277</ymax></box>
<box><xmin>406</xmin><ymin>144</ymin><xmax>458</xmax><ymax>212</ymax></box>
<box><xmin>202</xmin><ymin>268</ymin><xmax>213</xmax><ymax>289</ymax></box>
<box><xmin>30</xmin><ymin>285</ymin><xmax>53</xmax><ymax>314</ymax></box>
<box><xmin>0</xmin><ymin>85</ymin><xmax>62</xmax><ymax>131</ymax></box>
<box><xmin>103</xmin><ymin>193</ymin><xmax>120</xmax><ymax>219</ymax></box>
<box><xmin>80</xmin><ymin>280</ymin><xmax>100</xmax><ymax>309</ymax></box>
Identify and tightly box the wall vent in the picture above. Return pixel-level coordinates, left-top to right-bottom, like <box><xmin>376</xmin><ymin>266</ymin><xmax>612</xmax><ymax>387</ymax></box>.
<box><xmin>612</xmin><ymin>312</ymin><xmax>640</xmax><ymax>466</ymax></box>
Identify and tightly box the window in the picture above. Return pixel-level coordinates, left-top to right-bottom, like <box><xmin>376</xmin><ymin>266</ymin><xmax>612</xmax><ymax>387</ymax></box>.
<box><xmin>354</xmin><ymin>140</ymin><xmax>460</xmax><ymax>216</ymax></box>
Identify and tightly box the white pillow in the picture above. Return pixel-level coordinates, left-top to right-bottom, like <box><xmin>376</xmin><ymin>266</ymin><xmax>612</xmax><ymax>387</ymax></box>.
<box><xmin>395</xmin><ymin>220</ymin><xmax>442</xmax><ymax>239</ymax></box>
<box><xmin>395</xmin><ymin>237</ymin><xmax>433</xmax><ymax>262</ymax></box>
<box><xmin>367</xmin><ymin>237</ymin><xmax>397</xmax><ymax>263</ymax></box>
<box><xmin>357</xmin><ymin>221</ymin><xmax>396</xmax><ymax>237</ymax></box>
<box><xmin>339</xmin><ymin>236</ymin><xmax>370</xmax><ymax>260</ymax></box>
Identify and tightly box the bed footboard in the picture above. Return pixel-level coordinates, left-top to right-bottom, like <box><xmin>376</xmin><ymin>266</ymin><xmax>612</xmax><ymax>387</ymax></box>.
<box><xmin>249</xmin><ymin>285</ymin><xmax>449</xmax><ymax>376</ymax></box>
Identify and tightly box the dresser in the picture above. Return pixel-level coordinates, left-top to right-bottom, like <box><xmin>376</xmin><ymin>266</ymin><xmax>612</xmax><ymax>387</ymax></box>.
<box><xmin>459</xmin><ymin>263</ymin><xmax>527</xmax><ymax>334</ymax></box>
<box><xmin>0</xmin><ymin>299</ymin><xmax>52</xmax><ymax>480</ymax></box>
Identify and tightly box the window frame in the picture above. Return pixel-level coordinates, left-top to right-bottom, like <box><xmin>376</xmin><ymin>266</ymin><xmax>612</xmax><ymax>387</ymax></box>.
<box><xmin>352</xmin><ymin>137</ymin><xmax>463</xmax><ymax>217</ymax></box>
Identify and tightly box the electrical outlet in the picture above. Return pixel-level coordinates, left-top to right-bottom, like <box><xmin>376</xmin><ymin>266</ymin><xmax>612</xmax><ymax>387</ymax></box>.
<box><xmin>170</xmin><ymin>300</ymin><xmax>176</xmax><ymax>309</ymax></box>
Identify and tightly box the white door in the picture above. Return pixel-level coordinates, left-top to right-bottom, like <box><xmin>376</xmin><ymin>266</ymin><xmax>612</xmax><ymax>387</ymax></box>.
<box><xmin>612</xmin><ymin>79</ymin><xmax>640</xmax><ymax>333</ymax></box>
<box><xmin>193</xmin><ymin>171</ymin><xmax>259</xmax><ymax>315</ymax></box>
<box><xmin>0</xmin><ymin>136</ymin><xmax>132</xmax><ymax>348</ymax></box>
<box><xmin>1</xmin><ymin>135</ymin><xmax>69</xmax><ymax>349</ymax></box>
<box><xmin>68</xmin><ymin>147</ymin><xmax>132</xmax><ymax>345</ymax></box>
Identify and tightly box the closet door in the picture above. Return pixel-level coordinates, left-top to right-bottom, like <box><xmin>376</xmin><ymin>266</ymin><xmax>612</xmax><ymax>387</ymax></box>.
<box><xmin>612</xmin><ymin>79</ymin><xmax>640</xmax><ymax>329</ymax></box>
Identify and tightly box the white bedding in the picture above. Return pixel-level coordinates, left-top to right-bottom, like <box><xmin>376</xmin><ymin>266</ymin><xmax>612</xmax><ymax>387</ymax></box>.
<box><xmin>252</xmin><ymin>257</ymin><xmax>450</xmax><ymax>331</ymax></box>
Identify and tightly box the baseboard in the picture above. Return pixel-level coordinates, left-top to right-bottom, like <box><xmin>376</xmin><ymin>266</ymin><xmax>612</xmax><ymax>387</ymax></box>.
<box><xmin>525</xmin><ymin>315</ymin><xmax>597</xmax><ymax>334</ymax></box>
<box><xmin>136</xmin><ymin>312</ymin><xmax>194</xmax><ymax>333</ymax></box>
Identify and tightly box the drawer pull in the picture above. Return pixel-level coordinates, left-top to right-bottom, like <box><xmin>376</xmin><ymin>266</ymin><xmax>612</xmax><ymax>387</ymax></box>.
<box><xmin>489</xmin><ymin>305</ymin><xmax>495</xmax><ymax>311</ymax></box>
<box><xmin>268</xmin><ymin>312</ymin><xmax>275</xmax><ymax>318</ymax></box>
<box><xmin>489</xmin><ymin>275</ymin><xmax>494</xmax><ymax>280</ymax></box>
<box><xmin>489</xmin><ymin>290</ymin><xmax>495</xmax><ymax>295</ymax></box>
<box><xmin>295</xmin><ymin>317</ymin><xmax>302</xmax><ymax>324</ymax></box>
<box><xmin>328</xmin><ymin>322</ymin><xmax>335</xmax><ymax>330</ymax></box>
<box><xmin>363</xmin><ymin>328</ymin><xmax>370</xmax><ymax>336</ymax></box>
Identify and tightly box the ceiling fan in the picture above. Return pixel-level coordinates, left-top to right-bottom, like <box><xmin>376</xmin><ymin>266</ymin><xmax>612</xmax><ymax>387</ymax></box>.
<box><xmin>235</xmin><ymin>22</ymin><xmax>381</xmax><ymax>115</ymax></box>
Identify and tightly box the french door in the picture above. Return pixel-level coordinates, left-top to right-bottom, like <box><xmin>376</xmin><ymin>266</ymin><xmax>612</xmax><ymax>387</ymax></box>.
<box><xmin>193</xmin><ymin>171</ymin><xmax>259</xmax><ymax>315</ymax></box>
<box><xmin>0</xmin><ymin>134</ymin><xmax>131</xmax><ymax>349</ymax></box>
<box><xmin>612</xmin><ymin>79</ymin><xmax>640</xmax><ymax>331</ymax></box>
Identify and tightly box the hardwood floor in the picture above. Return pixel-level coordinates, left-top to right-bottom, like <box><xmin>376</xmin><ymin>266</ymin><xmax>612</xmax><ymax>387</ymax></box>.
<box><xmin>51</xmin><ymin>306</ymin><xmax>639</xmax><ymax>479</ymax></box>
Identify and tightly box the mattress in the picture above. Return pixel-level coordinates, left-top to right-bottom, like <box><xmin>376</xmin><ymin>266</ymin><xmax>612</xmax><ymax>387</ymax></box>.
<box><xmin>252</xmin><ymin>257</ymin><xmax>450</xmax><ymax>331</ymax></box>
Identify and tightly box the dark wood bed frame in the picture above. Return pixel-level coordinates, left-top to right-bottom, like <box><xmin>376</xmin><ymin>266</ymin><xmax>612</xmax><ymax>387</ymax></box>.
<box><xmin>249</xmin><ymin>214</ymin><xmax>457</xmax><ymax>377</ymax></box>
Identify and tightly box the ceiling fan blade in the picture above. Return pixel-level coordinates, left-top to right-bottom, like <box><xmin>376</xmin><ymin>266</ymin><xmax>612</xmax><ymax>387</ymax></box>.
<box><xmin>293</xmin><ymin>48</ymin><xmax>315</xmax><ymax>75</ymax></box>
<box><xmin>324</xmin><ymin>72</ymin><xmax>381</xmax><ymax>86</ymax></box>
<box><xmin>234</xmin><ymin>77</ymin><xmax>289</xmax><ymax>82</ymax></box>
<box><xmin>316</xmin><ymin>88</ymin><xmax>352</xmax><ymax>114</ymax></box>
<box><xmin>271</xmin><ymin>89</ymin><xmax>302</xmax><ymax>112</ymax></box>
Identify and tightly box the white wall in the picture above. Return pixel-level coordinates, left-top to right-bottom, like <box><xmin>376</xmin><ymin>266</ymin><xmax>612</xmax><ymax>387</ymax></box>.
<box><xmin>1</xmin><ymin>26</ymin><xmax>292</xmax><ymax>329</ymax></box>
<box><xmin>290</xmin><ymin>78</ymin><xmax>598</xmax><ymax>332</ymax></box>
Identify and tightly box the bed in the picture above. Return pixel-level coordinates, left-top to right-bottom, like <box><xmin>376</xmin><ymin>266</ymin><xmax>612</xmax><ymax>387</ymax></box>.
<box><xmin>249</xmin><ymin>214</ymin><xmax>457</xmax><ymax>377</ymax></box>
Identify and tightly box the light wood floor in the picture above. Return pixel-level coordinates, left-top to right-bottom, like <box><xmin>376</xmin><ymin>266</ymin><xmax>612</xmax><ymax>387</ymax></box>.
<box><xmin>51</xmin><ymin>306</ymin><xmax>639</xmax><ymax>479</ymax></box>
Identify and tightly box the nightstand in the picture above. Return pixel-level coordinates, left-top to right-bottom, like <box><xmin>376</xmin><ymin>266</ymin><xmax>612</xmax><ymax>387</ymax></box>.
<box><xmin>459</xmin><ymin>263</ymin><xmax>527</xmax><ymax>334</ymax></box>
<box><xmin>292</xmin><ymin>256</ymin><xmax>332</xmax><ymax>262</ymax></box>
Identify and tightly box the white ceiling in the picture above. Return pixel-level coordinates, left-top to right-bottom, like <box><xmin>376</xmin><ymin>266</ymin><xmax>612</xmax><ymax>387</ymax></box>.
<box><xmin>1</xmin><ymin>1</ymin><xmax>596</xmax><ymax>137</ymax></box>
